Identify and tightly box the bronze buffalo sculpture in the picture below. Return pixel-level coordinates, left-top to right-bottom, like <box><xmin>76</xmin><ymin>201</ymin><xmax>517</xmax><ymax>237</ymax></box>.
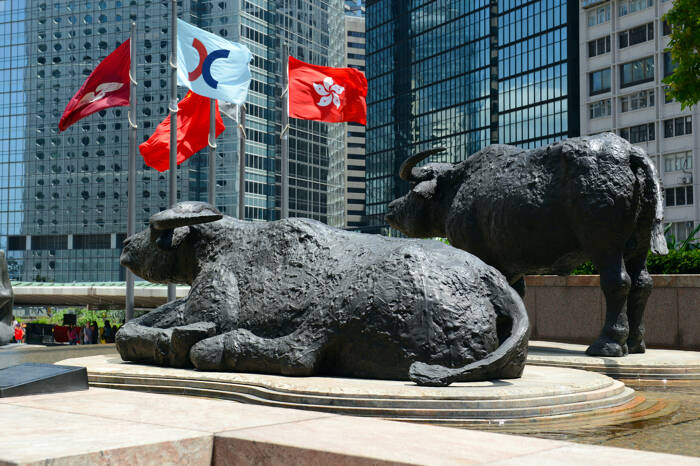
<box><xmin>386</xmin><ymin>133</ymin><xmax>667</xmax><ymax>357</ymax></box>
<box><xmin>116</xmin><ymin>201</ymin><xmax>529</xmax><ymax>386</ymax></box>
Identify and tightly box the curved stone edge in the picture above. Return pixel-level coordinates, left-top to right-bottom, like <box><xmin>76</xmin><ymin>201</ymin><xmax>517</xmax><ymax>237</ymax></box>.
<box><xmin>89</xmin><ymin>379</ymin><xmax>636</xmax><ymax>421</ymax></box>
<box><xmin>57</xmin><ymin>355</ymin><xmax>618</xmax><ymax>401</ymax></box>
<box><xmin>527</xmin><ymin>341</ymin><xmax>700</xmax><ymax>380</ymax></box>
<box><xmin>88</xmin><ymin>373</ymin><xmax>630</xmax><ymax>411</ymax></box>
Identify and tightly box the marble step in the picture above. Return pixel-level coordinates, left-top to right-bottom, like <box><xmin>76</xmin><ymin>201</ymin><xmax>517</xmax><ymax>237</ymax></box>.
<box><xmin>89</xmin><ymin>377</ymin><xmax>635</xmax><ymax>420</ymax></box>
<box><xmin>527</xmin><ymin>341</ymin><xmax>700</xmax><ymax>380</ymax></box>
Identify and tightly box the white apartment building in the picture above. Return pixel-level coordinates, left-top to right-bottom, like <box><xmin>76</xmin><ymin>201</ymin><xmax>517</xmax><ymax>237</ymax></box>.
<box><xmin>580</xmin><ymin>0</ymin><xmax>700</xmax><ymax>241</ymax></box>
<box><xmin>344</xmin><ymin>15</ymin><xmax>366</xmax><ymax>229</ymax></box>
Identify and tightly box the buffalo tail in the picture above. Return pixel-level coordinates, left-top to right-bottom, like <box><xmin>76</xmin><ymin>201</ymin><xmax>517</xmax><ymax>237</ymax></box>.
<box><xmin>408</xmin><ymin>284</ymin><xmax>530</xmax><ymax>387</ymax></box>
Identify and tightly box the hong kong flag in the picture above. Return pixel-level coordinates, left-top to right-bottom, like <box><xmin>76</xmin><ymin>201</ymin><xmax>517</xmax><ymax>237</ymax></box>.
<box><xmin>59</xmin><ymin>39</ymin><xmax>131</xmax><ymax>132</ymax></box>
<box><xmin>288</xmin><ymin>56</ymin><xmax>367</xmax><ymax>125</ymax></box>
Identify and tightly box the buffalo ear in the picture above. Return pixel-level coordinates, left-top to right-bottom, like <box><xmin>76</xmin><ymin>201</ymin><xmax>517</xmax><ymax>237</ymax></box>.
<box><xmin>414</xmin><ymin>178</ymin><xmax>437</xmax><ymax>199</ymax></box>
<box><xmin>150</xmin><ymin>201</ymin><xmax>223</xmax><ymax>230</ymax></box>
<box><xmin>155</xmin><ymin>226</ymin><xmax>191</xmax><ymax>250</ymax></box>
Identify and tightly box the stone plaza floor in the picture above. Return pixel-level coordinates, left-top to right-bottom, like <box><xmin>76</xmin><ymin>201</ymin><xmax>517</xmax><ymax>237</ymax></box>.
<box><xmin>1</xmin><ymin>343</ymin><xmax>699</xmax><ymax>462</ymax></box>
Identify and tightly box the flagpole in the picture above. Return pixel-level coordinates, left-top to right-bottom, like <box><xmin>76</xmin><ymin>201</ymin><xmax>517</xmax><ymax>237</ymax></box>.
<box><xmin>281</xmin><ymin>44</ymin><xmax>289</xmax><ymax>219</ymax></box>
<box><xmin>126</xmin><ymin>22</ymin><xmax>137</xmax><ymax>321</ymax></box>
<box><xmin>238</xmin><ymin>104</ymin><xmax>246</xmax><ymax>219</ymax></box>
<box><xmin>208</xmin><ymin>99</ymin><xmax>216</xmax><ymax>205</ymax></box>
<box><xmin>167</xmin><ymin>0</ymin><xmax>177</xmax><ymax>302</ymax></box>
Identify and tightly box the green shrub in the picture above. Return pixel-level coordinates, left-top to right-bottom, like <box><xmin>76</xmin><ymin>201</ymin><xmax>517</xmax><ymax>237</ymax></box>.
<box><xmin>571</xmin><ymin>250</ymin><xmax>700</xmax><ymax>275</ymax></box>
<box><xmin>647</xmin><ymin>249</ymin><xmax>700</xmax><ymax>274</ymax></box>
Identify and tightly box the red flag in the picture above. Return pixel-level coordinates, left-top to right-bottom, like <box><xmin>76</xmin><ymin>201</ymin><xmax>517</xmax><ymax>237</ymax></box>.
<box><xmin>59</xmin><ymin>39</ymin><xmax>131</xmax><ymax>132</ymax></box>
<box><xmin>288</xmin><ymin>56</ymin><xmax>367</xmax><ymax>125</ymax></box>
<box><xmin>139</xmin><ymin>91</ymin><xmax>225</xmax><ymax>172</ymax></box>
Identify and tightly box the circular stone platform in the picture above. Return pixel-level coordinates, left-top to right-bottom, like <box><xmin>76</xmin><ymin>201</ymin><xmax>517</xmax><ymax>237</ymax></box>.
<box><xmin>527</xmin><ymin>340</ymin><xmax>700</xmax><ymax>380</ymax></box>
<box><xmin>56</xmin><ymin>354</ymin><xmax>634</xmax><ymax>423</ymax></box>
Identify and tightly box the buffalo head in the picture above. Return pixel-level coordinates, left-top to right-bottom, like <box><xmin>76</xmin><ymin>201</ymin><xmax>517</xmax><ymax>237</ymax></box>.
<box><xmin>385</xmin><ymin>148</ymin><xmax>453</xmax><ymax>237</ymax></box>
<box><xmin>120</xmin><ymin>201</ymin><xmax>223</xmax><ymax>285</ymax></box>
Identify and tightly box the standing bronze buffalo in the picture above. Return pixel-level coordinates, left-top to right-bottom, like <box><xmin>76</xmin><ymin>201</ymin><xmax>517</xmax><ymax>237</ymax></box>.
<box><xmin>386</xmin><ymin>133</ymin><xmax>668</xmax><ymax>357</ymax></box>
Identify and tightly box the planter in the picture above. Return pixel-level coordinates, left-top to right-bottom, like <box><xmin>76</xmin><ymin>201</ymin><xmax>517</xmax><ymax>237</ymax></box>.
<box><xmin>524</xmin><ymin>275</ymin><xmax>700</xmax><ymax>351</ymax></box>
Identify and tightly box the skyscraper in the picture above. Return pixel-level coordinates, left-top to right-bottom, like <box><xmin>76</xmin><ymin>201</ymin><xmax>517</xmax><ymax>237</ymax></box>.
<box><xmin>342</xmin><ymin>9</ymin><xmax>366</xmax><ymax>229</ymax></box>
<box><xmin>363</xmin><ymin>0</ymin><xmax>579</xmax><ymax>233</ymax></box>
<box><xmin>0</xmin><ymin>0</ymin><xmax>344</xmax><ymax>282</ymax></box>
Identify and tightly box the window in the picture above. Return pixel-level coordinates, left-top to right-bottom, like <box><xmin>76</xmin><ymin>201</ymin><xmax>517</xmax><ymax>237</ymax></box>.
<box><xmin>620</xmin><ymin>57</ymin><xmax>654</xmax><ymax>88</ymax></box>
<box><xmin>619</xmin><ymin>23</ymin><xmax>653</xmax><ymax>48</ymax></box>
<box><xmin>620</xmin><ymin>90</ymin><xmax>654</xmax><ymax>112</ymax></box>
<box><xmin>588</xmin><ymin>36</ymin><xmax>611</xmax><ymax>57</ymax></box>
<box><xmin>618</xmin><ymin>0</ymin><xmax>653</xmax><ymax>16</ymax></box>
<box><xmin>664</xmin><ymin>151</ymin><xmax>693</xmax><ymax>173</ymax></box>
<box><xmin>590</xmin><ymin>99</ymin><xmax>612</xmax><ymax>119</ymax></box>
<box><xmin>665</xmin><ymin>222</ymin><xmax>696</xmax><ymax>243</ymax></box>
<box><xmin>664</xmin><ymin>86</ymin><xmax>675</xmax><ymax>103</ymax></box>
<box><xmin>619</xmin><ymin>123</ymin><xmax>655</xmax><ymax>143</ymax></box>
<box><xmin>662</xmin><ymin>20</ymin><xmax>671</xmax><ymax>36</ymax></box>
<box><xmin>589</xmin><ymin>68</ymin><xmax>611</xmax><ymax>95</ymax></box>
<box><xmin>665</xmin><ymin>187</ymin><xmax>694</xmax><ymax>207</ymax></box>
<box><xmin>664</xmin><ymin>51</ymin><xmax>678</xmax><ymax>77</ymax></box>
<box><xmin>663</xmin><ymin>116</ymin><xmax>693</xmax><ymax>138</ymax></box>
<box><xmin>587</xmin><ymin>5</ymin><xmax>611</xmax><ymax>26</ymax></box>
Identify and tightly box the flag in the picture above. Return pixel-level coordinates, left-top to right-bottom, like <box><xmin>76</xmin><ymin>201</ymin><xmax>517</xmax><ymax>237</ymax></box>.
<box><xmin>59</xmin><ymin>39</ymin><xmax>131</xmax><ymax>132</ymax></box>
<box><xmin>177</xmin><ymin>19</ymin><xmax>252</xmax><ymax>104</ymax></box>
<box><xmin>288</xmin><ymin>56</ymin><xmax>367</xmax><ymax>125</ymax></box>
<box><xmin>139</xmin><ymin>91</ymin><xmax>225</xmax><ymax>172</ymax></box>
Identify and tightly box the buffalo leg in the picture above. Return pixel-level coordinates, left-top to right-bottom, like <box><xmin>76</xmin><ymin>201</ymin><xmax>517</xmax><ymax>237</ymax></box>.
<box><xmin>625</xmin><ymin>253</ymin><xmax>652</xmax><ymax>354</ymax></box>
<box><xmin>190</xmin><ymin>320</ymin><xmax>330</xmax><ymax>376</ymax></box>
<box><xmin>586</xmin><ymin>252</ymin><xmax>631</xmax><ymax>357</ymax></box>
<box><xmin>115</xmin><ymin>298</ymin><xmax>216</xmax><ymax>367</ymax></box>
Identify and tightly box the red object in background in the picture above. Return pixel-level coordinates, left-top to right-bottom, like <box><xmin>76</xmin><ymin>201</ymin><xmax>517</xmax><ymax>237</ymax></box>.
<box><xmin>139</xmin><ymin>91</ymin><xmax>226</xmax><ymax>172</ymax></box>
<box><xmin>59</xmin><ymin>39</ymin><xmax>131</xmax><ymax>132</ymax></box>
<box><xmin>288</xmin><ymin>56</ymin><xmax>367</xmax><ymax>125</ymax></box>
<box><xmin>53</xmin><ymin>325</ymin><xmax>70</xmax><ymax>343</ymax></box>
<box><xmin>14</xmin><ymin>326</ymin><xmax>23</xmax><ymax>342</ymax></box>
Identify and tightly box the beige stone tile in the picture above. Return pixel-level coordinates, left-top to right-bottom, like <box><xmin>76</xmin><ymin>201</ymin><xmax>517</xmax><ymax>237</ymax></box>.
<box><xmin>523</xmin><ymin>288</ymin><xmax>537</xmax><ymax>337</ymax></box>
<box><xmin>215</xmin><ymin>416</ymin><xmax>562</xmax><ymax>466</ymax></box>
<box><xmin>487</xmin><ymin>443</ymin><xmax>699</xmax><ymax>466</ymax></box>
<box><xmin>0</xmin><ymin>403</ymin><xmax>212</xmax><ymax>465</ymax></box>
<box><xmin>679</xmin><ymin>288</ymin><xmax>700</xmax><ymax>349</ymax></box>
<box><xmin>535</xmin><ymin>286</ymin><xmax>602</xmax><ymax>341</ymax></box>
<box><xmin>643</xmin><ymin>288</ymin><xmax>678</xmax><ymax>347</ymax></box>
<box><xmin>7</xmin><ymin>387</ymin><xmax>332</xmax><ymax>433</ymax></box>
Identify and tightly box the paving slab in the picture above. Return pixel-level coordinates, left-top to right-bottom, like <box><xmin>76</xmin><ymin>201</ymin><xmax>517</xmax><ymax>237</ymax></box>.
<box><xmin>0</xmin><ymin>402</ymin><xmax>212</xmax><ymax>466</ymax></box>
<box><xmin>528</xmin><ymin>340</ymin><xmax>700</xmax><ymax>380</ymax></box>
<box><xmin>0</xmin><ymin>388</ymin><xmax>696</xmax><ymax>466</ymax></box>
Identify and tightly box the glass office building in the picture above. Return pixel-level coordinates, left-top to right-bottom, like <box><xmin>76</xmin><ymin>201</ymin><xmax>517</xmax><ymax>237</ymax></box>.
<box><xmin>0</xmin><ymin>0</ymin><xmax>344</xmax><ymax>282</ymax></box>
<box><xmin>364</xmin><ymin>0</ymin><xmax>579</xmax><ymax>232</ymax></box>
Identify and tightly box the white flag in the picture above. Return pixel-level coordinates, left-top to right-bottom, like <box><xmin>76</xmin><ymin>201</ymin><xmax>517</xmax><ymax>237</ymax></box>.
<box><xmin>177</xmin><ymin>19</ymin><xmax>252</xmax><ymax>104</ymax></box>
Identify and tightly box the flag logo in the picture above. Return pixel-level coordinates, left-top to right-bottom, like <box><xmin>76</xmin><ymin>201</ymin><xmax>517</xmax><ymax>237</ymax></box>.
<box><xmin>313</xmin><ymin>77</ymin><xmax>344</xmax><ymax>109</ymax></box>
<box><xmin>77</xmin><ymin>82</ymin><xmax>125</xmax><ymax>108</ymax></box>
<box><xmin>186</xmin><ymin>38</ymin><xmax>230</xmax><ymax>89</ymax></box>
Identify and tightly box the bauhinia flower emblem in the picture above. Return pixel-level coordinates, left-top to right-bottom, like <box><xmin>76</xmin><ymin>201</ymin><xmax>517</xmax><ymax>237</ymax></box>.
<box><xmin>313</xmin><ymin>76</ymin><xmax>344</xmax><ymax>109</ymax></box>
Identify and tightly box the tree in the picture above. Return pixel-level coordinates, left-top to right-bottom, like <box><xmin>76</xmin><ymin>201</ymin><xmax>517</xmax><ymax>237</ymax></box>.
<box><xmin>663</xmin><ymin>0</ymin><xmax>700</xmax><ymax>109</ymax></box>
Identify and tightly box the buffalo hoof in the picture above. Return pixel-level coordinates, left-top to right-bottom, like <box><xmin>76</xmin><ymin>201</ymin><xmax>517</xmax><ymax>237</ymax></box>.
<box><xmin>190</xmin><ymin>334</ymin><xmax>227</xmax><ymax>371</ymax></box>
<box><xmin>627</xmin><ymin>339</ymin><xmax>646</xmax><ymax>354</ymax></box>
<box><xmin>169</xmin><ymin>322</ymin><xmax>217</xmax><ymax>368</ymax></box>
<box><xmin>586</xmin><ymin>340</ymin><xmax>629</xmax><ymax>357</ymax></box>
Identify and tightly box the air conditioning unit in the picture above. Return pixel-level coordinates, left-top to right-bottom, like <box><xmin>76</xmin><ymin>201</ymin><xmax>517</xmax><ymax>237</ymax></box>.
<box><xmin>679</xmin><ymin>175</ymin><xmax>693</xmax><ymax>185</ymax></box>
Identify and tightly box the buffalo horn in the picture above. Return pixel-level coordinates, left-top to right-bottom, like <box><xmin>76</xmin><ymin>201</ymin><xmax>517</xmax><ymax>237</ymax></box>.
<box><xmin>398</xmin><ymin>147</ymin><xmax>446</xmax><ymax>181</ymax></box>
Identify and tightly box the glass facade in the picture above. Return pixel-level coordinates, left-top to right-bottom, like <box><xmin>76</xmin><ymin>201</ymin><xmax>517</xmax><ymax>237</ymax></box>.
<box><xmin>364</xmin><ymin>0</ymin><xmax>579</xmax><ymax>232</ymax></box>
<box><xmin>0</xmin><ymin>0</ymin><xmax>344</xmax><ymax>282</ymax></box>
